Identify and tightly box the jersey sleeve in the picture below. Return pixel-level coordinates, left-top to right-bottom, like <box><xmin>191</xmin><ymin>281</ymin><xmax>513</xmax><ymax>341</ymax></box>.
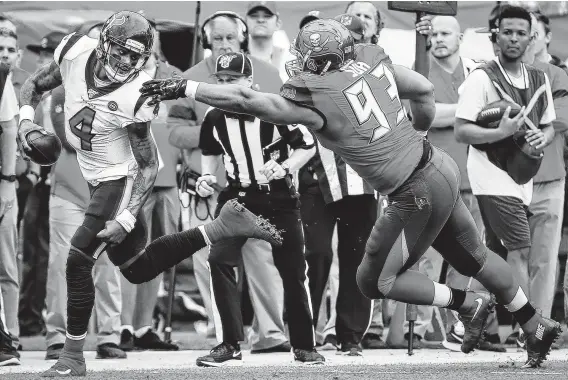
<box><xmin>54</xmin><ymin>33</ymin><xmax>85</xmax><ymax>67</ymax></box>
<box><xmin>280</xmin><ymin>76</ymin><xmax>316</xmax><ymax>108</ymax></box>
<box><xmin>199</xmin><ymin>108</ymin><xmax>224</xmax><ymax>156</ymax></box>
<box><xmin>133</xmin><ymin>95</ymin><xmax>159</xmax><ymax>124</ymax></box>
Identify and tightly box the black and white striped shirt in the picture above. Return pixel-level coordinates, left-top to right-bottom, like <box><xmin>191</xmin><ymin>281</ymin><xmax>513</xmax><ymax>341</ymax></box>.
<box><xmin>199</xmin><ymin>107</ymin><xmax>314</xmax><ymax>185</ymax></box>
<box><xmin>312</xmin><ymin>142</ymin><xmax>376</xmax><ymax>204</ymax></box>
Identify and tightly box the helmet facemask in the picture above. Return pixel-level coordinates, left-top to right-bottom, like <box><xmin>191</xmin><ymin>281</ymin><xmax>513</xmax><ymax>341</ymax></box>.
<box><xmin>96</xmin><ymin>35</ymin><xmax>151</xmax><ymax>83</ymax></box>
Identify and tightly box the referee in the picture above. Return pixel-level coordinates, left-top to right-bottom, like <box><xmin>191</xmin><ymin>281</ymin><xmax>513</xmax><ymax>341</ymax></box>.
<box><xmin>194</xmin><ymin>52</ymin><xmax>324</xmax><ymax>366</ymax></box>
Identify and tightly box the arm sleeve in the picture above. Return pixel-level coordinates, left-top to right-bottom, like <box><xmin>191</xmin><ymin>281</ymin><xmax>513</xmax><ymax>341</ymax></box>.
<box><xmin>540</xmin><ymin>73</ymin><xmax>556</xmax><ymax>125</ymax></box>
<box><xmin>455</xmin><ymin>70</ymin><xmax>491</xmax><ymax>122</ymax></box>
<box><xmin>199</xmin><ymin>108</ymin><xmax>224</xmax><ymax>156</ymax></box>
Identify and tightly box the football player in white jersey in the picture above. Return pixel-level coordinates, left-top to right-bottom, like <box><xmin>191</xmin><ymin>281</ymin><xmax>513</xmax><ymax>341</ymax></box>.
<box><xmin>16</xmin><ymin>10</ymin><xmax>283</xmax><ymax>377</ymax></box>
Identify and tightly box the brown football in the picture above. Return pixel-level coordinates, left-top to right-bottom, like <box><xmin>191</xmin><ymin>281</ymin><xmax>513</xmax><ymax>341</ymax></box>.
<box><xmin>25</xmin><ymin>130</ymin><xmax>62</xmax><ymax>166</ymax></box>
<box><xmin>476</xmin><ymin>100</ymin><xmax>523</xmax><ymax>129</ymax></box>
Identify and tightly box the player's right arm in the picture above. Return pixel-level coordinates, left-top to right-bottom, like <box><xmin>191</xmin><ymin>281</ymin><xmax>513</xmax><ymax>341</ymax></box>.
<box><xmin>17</xmin><ymin>61</ymin><xmax>63</xmax><ymax>151</ymax></box>
<box><xmin>390</xmin><ymin>64</ymin><xmax>436</xmax><ymax>132</ymax></box>
<box><xmin>140</xmin><ymin>78</ymin><xmax>325</xmax><ymax>131</ymax></box>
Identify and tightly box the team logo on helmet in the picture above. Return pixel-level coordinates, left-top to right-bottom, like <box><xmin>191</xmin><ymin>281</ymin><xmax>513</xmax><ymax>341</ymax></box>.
<box><xmin>41</xmin><ymin>38</ymin><xmax>48</xmax><ymax>48</ymax></box>
<box><xmin>305</xmin><ymin>33</ymin><xmax>330</xmax><ymax>53</ymax></box>
<box><xmin>107</xmin><ymin>13</ymin><xmax>127</xmax><ymax>28</ymax></box>
<box><xmin>219</xmin><ymin>54</ymin><xmax>237</xmax><ymax>69</ymax></box>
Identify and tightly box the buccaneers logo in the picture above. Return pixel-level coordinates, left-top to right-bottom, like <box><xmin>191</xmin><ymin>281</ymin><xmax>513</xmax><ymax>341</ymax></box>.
<box><xmin>304</xmin><ymin>33</ymin><xmax>330</xmax><ymax>53</ymax></box>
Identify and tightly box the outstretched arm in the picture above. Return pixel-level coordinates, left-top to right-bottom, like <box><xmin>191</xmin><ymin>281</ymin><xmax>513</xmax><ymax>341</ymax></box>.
<box><xmin>391</xmin><ymin>64</ymin><xmax>435</xmax><ymax>132</ymax></box>
<box><xmin>141</xmin><ymin>79</ymin><xmax>324</xmax><ymax>130</ymax></box>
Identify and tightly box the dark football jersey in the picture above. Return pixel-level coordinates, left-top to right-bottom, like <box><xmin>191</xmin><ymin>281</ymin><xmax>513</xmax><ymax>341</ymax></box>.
<box><xmin>280</xmin><ymin>44</ymin><xmax>423</xmax><ymax>195</ymax></box>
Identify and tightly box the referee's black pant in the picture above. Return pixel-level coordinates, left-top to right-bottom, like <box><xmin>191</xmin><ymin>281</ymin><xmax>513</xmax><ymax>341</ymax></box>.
<box><xmin>301</xmin><ymin>188</ymin><xmax>375</xmax><ymax>345</ymax></box>
<box><xmin>208</xmin><ymin>181</ymin><xmax>314</xmax><ymax>350</ymax></box>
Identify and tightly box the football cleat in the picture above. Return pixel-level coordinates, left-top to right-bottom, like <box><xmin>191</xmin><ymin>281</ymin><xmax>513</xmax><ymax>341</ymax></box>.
<box><xmin>522</xmin><ymin>317</ymin><xmax>562</xmax><ymax>368</ymax></box>
<box><xmin>458</xmin><ymin>293</ymin><xmax>494</xmax><ymax>353</ymax></box>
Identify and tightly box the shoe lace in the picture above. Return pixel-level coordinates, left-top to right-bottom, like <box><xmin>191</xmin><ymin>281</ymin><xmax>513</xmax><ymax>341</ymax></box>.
<box><xmin>211</xmin><ymin>342</ymin><xmax>232</xmax><ymax>355</ymax></box>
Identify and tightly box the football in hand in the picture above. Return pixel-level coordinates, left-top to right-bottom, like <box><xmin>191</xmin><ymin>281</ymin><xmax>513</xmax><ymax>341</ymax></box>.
<box><xmin>25</xmin><ymin>130</ymin><xmax>62</xmax><ymax>166</ymax></box>
<box><xmin>476</xmin><ymin>100</ymin><xmax>523</xmax><ymax>129</ymax></box>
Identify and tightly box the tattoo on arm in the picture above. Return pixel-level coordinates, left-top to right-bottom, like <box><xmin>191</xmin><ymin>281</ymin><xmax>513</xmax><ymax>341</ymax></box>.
<box><xmin>20</xmin><ymin>61</ymin><xmax>63</xmax><ymax>109</ymax></box>
<box><xmin>126</xmin><ymin>122</ymin><xmax>159</xmax><ymax>217</ymax></box>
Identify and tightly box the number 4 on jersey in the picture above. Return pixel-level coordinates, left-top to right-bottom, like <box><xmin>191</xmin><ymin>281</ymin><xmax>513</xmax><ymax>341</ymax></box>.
<box><xmin>69</xmin><ymin>106</ymin><xmax>96</xmax><ymax>151</ymax></box>
<box><xmin>344</xmin><ymin>63</ymin><xmax>406</xmax><ymax>144</ymax></box>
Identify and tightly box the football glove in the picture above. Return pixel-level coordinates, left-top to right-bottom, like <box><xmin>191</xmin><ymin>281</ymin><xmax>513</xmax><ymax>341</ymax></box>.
<box><xmin>141</xmin><ymin>78</ymin><xmax>188</xmax><ymax>106</ymax></box>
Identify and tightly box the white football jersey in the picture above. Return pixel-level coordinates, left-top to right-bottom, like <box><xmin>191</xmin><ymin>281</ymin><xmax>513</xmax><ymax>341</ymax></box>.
<box><xmin>54</xmin><ymin>33</ymin><xmax>157</xmax><ymax>184</ymax></box>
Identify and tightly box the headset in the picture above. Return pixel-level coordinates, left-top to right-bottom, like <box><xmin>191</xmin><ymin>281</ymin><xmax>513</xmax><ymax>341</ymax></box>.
<box><xmin>201</xmin><ymin>11</ymin><xmax>249</xmax><ymax>52</ymax></box>
<box><xmin>345</xmin><ymin>1</ymin><xmax>384</xmax><ymax>44</ymax></box>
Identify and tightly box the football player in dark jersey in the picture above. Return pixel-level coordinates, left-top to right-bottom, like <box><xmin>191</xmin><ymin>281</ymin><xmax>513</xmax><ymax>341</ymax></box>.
<box><xmin>141</xmin><ymin>19</ymin><xmax>561</xmax><ymax>368</ymax></box>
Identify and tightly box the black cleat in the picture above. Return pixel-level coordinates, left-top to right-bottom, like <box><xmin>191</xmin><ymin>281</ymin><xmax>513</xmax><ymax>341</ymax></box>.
<box><xmin>205</xmin><ymin>199</ymin><xmax>283</xmax><ymax>246</ymax></box>
<box><xmin>459</xmin><ymin>293</ymin><xmax>494</xmax><ymax>353</ymax></box>
<box><xmin>134</xmin><ymin>330</ymin><xmax>179</xmax><ymax>351</ymax></box>
<box><xmin>196</xmin><ymin>342</ymin><xmax>242</xmax><ymax>367</ymax></box>
<box><xmin>293</xmin><ymin>348</ymin><xmax>325</xmax><ymax>365</ymax></box>
<box><xmin>95</xmin><ymin>343</ymin><xmax>127</xmax><ymax>359</ymax></box>
<box><xmin>522</xmin><ymin>317</ymin><xmax>562</xmax><ymax>368</ymax></box>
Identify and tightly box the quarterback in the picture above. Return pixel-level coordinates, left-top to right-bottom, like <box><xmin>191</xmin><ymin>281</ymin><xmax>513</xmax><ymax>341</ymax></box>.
<box><xmin>141</xmin><ymin>19</ymin><xmax>561</xmax><ymax>368</ymax></box>
<box><xmin>18</xmin><ymin>11</ymin><xmax>282</xmax><ymax>377</ymax></box>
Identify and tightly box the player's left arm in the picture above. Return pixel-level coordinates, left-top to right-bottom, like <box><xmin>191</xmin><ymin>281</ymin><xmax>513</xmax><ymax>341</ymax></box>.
<box><xmin>125</xmin><ymin>121</ymin><xmax>159</xmax><ymax>218</ymax></box>
<box><xmin>140</xmin><ymin>79</ymin><xmax>324</xmax><ymax>130</ymax></box>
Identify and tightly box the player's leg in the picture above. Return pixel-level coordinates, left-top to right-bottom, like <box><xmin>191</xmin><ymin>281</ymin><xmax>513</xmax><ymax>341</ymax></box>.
<box><xmin>41</xmin><ymin>178</ymin><xmax>132</xmax><ymax>377</ymax></box>
<box><xmin>356</xmin><ymin>147</ymin><xmax>490</xmax><ymax>352</ymax></box>
<box><xmin>118</xmin><ymin>198</ymin><xmax>282</xmax><ymax>285</ymax></box>
<box><xmin>433</xmin><ymin>195</ymin><xmax>561</xmax><ymax>366</ymax></box>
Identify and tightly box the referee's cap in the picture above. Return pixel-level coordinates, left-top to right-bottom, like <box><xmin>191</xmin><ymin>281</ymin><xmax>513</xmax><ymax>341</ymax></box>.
<box><xmin>214</xmin><ymin>52</ymin><xmax>253</xmax><ymax>77</ymax></box>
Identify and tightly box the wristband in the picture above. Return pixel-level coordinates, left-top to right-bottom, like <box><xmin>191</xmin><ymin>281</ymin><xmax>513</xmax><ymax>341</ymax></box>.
<box><xmin>19</xmin><ymin>105</ymin><xmax>35</xmax><ymax>126</ymax></box>
<box><xmin>115</xmin><ymin>209</ymin><xmax>136</xmax><ymax>233</ymax></box>
<box><xmin>184</xmin><ymin>80</ymin><xmax>200</xmax><ymax>99</ymax></box>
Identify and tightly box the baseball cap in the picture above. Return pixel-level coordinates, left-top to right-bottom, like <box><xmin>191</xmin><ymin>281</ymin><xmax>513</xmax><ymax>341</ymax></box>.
<box><xmin>246</xmin><ymin>1</ymin><xmax>278</xmax><ymax>16</ymax></box>
<box><xmin>299</xmin><ymin>10</ymin><xmax>320</xmax><ymax>29</ymax></box>
<box><xmin>27</xmin><ymin>31</ymin><xmax>66</xmax><ymax>54</ymax></box>
<box><xmin>214</xmin><ymin>52</ymin><xmax>253</xmax><ymax>77</ymax></box>
<box><xmin>334</xmin><ymin>14</ymin><xmax>365</xmax><ymax>41</ymax></box>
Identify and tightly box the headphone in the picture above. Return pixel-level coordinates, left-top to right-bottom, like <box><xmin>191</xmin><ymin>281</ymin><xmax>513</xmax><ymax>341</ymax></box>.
<box><xmin>201</xmin><ymin>11</ymin><xmax>249</xmax><ymax>52</ymax></box>
<box><xmin>345</xmin><ymin>1</ymin><xmax>384</xmax><ymax>44</ymax></box>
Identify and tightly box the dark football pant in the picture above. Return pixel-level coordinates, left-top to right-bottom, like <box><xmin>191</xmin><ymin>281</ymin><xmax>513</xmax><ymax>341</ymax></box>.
<box><xmin>357</xmin><ymin>146</ymin><xmax>488</xmax><ymax>300</ymax></box>
<box><xmin>208</xmin><ymin>183</ymin><xmax>315</xmax><ymax>350</ymax></box>
<box><xmin>65</xmin><ymin>177</ymin><xmax>147</xmax><ymax>338</ymax></box>
<box><xmin>301</xmin><ymin>189</ymin><xmax>375</xmax><ymax>345</ymax></box>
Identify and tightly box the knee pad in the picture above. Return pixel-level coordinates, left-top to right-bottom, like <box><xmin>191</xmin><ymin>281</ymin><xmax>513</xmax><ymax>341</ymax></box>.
<box><xmin>454</xmin><ymin>244</ymin><xmax>487</xmax><ymax>277</ymax></box>
<box><xmin>66</xmin><ymin>248</ymin><xmax>95</xmax><ymax>281</ymax></box>
<box><xmin>356</xmin><ymin>264</ymin><xmax>386</xmax><ymax>300</ymax></box>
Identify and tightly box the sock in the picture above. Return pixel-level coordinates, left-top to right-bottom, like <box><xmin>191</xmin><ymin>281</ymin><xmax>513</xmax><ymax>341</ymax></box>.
<box><xmin>432</xmin><ymin>282</ymin><xmax>466</xmax><ymax>311</ymax></box>
<box><xmin>121</xmin><ymin>325</ymin><xmax>134</xmax><ymax>334</ymax></box>
<box><xmin>134</xmin><ymin>326</ymin><xmax>152</xmax><ymax>338</ymax></box>
<box><xmin>66</xmin><ymin>250</ymin><xmax>95</xmax><ymax>342</ymax></box>
<box><xmin>61</xmin><ymin>335</ymin><xmax>86</xmax><ymax>360</ymax></box>
<box><xmin>504</xmin><ymin>287</ymin><xmax>536</xmax><ymax>326</ymax></box>
<box><xmin>121</xmin><ymin>227</ymin><xmax>206</xmax><ymax>284</ymax></box>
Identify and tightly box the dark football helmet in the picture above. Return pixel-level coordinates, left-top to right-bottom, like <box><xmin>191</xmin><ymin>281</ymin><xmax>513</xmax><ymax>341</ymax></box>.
<box><xmin>286</xmin><ymin>19</ymin><xmax>355</xmax><ymax>78</ymax></box>
<box><xmin>96</xmin><ymin>11</ymin><xmax>154</xmax><ymax>83</ymax></box>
